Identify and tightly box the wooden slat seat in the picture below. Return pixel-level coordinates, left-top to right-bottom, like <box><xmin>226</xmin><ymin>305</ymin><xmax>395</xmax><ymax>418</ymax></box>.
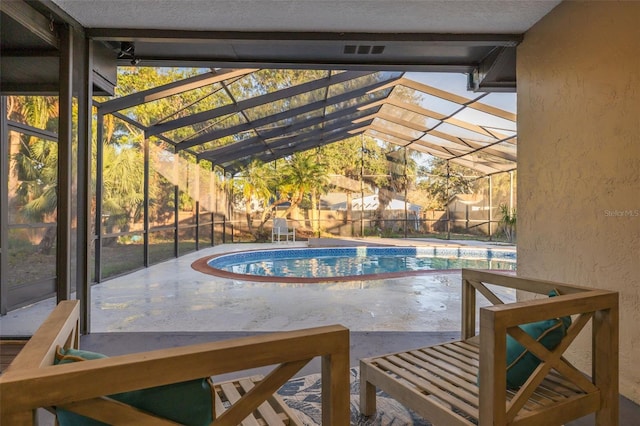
<box><xmin>214</xmin><ymin>375</ymin><xmax>301</xmax><ymax>426</ymax></box>
<box><xmin>360</xmin><ymin>269</ymin><xmax>619</xmax><ymax>426</ymax></box>
<box><xmin>0</xmin><ymin>300</ymin><xmax>351</xmax><ymax>425</ymax></box>
<box><xmin>363</xmin><ymin>340</ymin><xmax>591</xmax><ymax>425</ymax></box>
<box><xmin>0</xmin><ymin>339</ymin><xmax>28</xmax><ymax>373</ymax></box>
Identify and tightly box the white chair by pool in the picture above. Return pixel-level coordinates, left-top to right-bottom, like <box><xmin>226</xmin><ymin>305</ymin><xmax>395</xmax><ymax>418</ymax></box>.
<box><xmin>272</xmin><ymin>217</ymin><xmax>296</xmax><ymax>243</ymax></box>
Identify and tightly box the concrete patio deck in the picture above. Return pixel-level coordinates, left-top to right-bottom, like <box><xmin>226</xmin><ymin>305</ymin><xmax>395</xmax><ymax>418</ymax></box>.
<box><xmin>0</xmin><ymin>238</ymin><xmax>515</xmax><ymax>336</ymax></box>
<box><xmin>2</xmin><ymin>239</ymin><xmax>637</xmax><ymax>425</ymax></box>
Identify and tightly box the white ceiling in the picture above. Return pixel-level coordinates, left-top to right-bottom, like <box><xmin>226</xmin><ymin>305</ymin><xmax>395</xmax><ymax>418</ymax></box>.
<box><xmin>52</xmin><ymin>0</ymin><xmax>561</xmax><ymax>33</ymax></box>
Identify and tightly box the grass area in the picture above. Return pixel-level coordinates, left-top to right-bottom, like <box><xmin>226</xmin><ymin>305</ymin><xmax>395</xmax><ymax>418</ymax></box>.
<box><xmin>6</xmin><ymin>240</ymin><xmax>203</xmax><ymax>287</ymax></box>
<box><xmin>99</xmin><ymin>240</ymin><xmax>200</xmax><ymax>279</ymax></box>
<box><xmin>7</xmin><ymin>250</ymin><xmax>56</xmax><ymax>287</ymax></box>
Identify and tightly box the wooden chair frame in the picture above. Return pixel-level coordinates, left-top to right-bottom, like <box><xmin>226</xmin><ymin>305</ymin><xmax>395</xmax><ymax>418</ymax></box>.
<box><xmin>360</xmin><ymin>269</ymin><xmax>619</xmax><ymax>426</ymax></box>
<box><xmin>0</xmin><ymin>300</ymin><xmax>350</xmax><ymax>425</ymax></box>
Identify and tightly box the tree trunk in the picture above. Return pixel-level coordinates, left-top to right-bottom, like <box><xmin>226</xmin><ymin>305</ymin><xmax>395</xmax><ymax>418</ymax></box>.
<box><xmin>244</xmin><ymin>200</ymin><xmax>253</xmax><ymax>232</ymax></box>
<box><xmin>37</xmin><ymin>226</ymin><xmax>57</xmax><ymax>254</ymax></box>
<box><xmin>375</xmin><ymin>189</ymin><xmax>393</xmax><ymax>229</ymax></box>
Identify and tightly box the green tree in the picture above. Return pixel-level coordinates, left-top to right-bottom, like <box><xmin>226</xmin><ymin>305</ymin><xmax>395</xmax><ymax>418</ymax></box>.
<box><xmin>279</xmin><ymin>151</ymin><xmax>329</xmax><ymax>224</ymax></box>
<box><xmin>418</xmin><ymin>158</ymin><xmax>479</xmax><ymax>210</ymax></box>
<box><xmin>371</xmin><ymin>148</ymin><xmax>415</xmax><ymax>229</ymax></box>
<box><xmin>317</xmin><ymin>136</ymin><xmax>421</xmax><ymax>230</ymax></box>
<box><xmin>8</xmin><ymin>96</ymin><xmax>60</xmax><ymax>253</ymax></box>
<box><xmin>99</xmin><ymin>68</ymin><xmax>213</xmax><ymax>235</ymax></box>
<box><xmin>233</xmin><ymin>159</ymin><xmax>276</xmax><ymax>234</ymax></box>
<box><xmin>499</xmin><ymin>204</ymin><xmax>517</xmax><ymax>243</ymax></box>
<box><xmin>321</xmin><ymin>136</ymin><xmax>388</xmax><ymax>185</ymax></box>
<box><xmin>101</xmin><ymin>140</ymin><xmax>144</xmax><ymax>234</ymax></box>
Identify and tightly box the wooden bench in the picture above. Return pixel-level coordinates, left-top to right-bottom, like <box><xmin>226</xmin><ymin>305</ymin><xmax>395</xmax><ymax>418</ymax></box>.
<box><xmin>0</xmin><ymin>300</ymin><xmax>351</xmax><ymax>425</ymax></box>
<box><xmin>360</xmin><ymin>269</ymin><xmax>619</xmax><ymax>426</ymax></box>
<box><xmin>0</xmin><ymin>339</ymin><xmax>28</xmax><ymax>372</ymax></box>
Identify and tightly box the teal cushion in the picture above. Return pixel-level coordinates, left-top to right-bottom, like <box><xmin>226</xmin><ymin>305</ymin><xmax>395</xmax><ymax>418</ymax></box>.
<box><xmin>54</xmin><ymin>347</ymin><xmax>214</xmax><ymax>426</ymax></box>
<box><xmin>55</xmin><ymin>348</ymin><xmax>108</xmax><ymax>363</ymax></box>
<box><xmin>505</xmin><ymin>291</ymin><xmax>572</xmax><ymax>388</ymax></box>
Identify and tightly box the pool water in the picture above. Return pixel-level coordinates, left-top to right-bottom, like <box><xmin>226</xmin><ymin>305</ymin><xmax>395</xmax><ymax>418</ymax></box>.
<box><xmin>207</xmin><ymin>246</ymin><xmax>516</xmax><ymax>280</ymax></box>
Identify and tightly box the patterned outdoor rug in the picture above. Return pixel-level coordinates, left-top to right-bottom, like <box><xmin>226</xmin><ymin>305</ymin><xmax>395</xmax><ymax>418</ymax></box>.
<box><xmin>277</xmin><ymin>367</ymin><xmax>432</xmax><ymax>425</ymax></box>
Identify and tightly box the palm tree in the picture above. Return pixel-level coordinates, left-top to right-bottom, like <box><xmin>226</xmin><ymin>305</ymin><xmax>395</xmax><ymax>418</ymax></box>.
<box><xmin>9</xmin><ymin>96</ymin><xmax>59</xmax><ymax>253</ymax></box>
<box><xmin>279</xmin><ymin>152</ymin><xmax>329</xmax><ymax>227</ymax></box>
<box><xmin>499</xmin><ymin>204</ymin><xmax>517</xmax><ymax>243</ymax></box>
<box><xmin>233</xmin><ymin>159</ymin><xmax>275</xmax><ymax>233</ymax></box>
<box><xmin>101</xmin><ymin>142</ymin><xmax>145</xmax><ymax>236</ymax></box>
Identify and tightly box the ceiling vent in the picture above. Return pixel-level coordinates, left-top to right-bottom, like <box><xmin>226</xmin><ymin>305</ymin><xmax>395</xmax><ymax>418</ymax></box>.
<box><xmin>343</xmin><ymin>45</ymin><xmax>385</xmax><ymax>55</ymax></box>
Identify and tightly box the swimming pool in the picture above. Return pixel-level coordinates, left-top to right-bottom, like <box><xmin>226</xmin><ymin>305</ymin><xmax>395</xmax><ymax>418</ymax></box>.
<box><xmin>193</xmin><ymin>246</ymin><xmax>516</xmax><ymax>283</ymax></box>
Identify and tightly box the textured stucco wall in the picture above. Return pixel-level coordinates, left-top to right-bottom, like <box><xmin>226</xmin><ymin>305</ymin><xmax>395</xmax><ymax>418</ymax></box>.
<box><xmin>517</xmin><ymin>2</ymin><xmax>640</xmax><ymax>403</ymax></box>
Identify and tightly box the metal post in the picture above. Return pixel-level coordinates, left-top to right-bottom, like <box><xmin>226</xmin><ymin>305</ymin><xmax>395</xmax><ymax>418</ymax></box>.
<box><xmin>317</xmin><ymin>191</ymin><xmax>321</xmax><ymax>238</ymax></box>
<box><xmin>173</xmin><ymin>148</ymin><xmax>179</xmax><ymax>257</ymax></box>
<box><xmin>403</xmin><ymin>147</ymin><xmax>408</xmax><ymax>239</ymax></box>
<box><xmin>488</xmin><ymin>175</ymin><xmax>493</xmax><ymax>241</ymax></box>
<box><xmin>509</xmin><ymin>170</ymin><xmax>514</xmax><ymax>212</ymax></box>
<box><xmin>0</xmin><ymin>97</ymin><xmax>9</xmax><ymax>315</ymax></box>
<box><xmin>195</xmin><ymin>160</ymin><xmax>200</xmax><ymax>251</ymax></box>
<box><xmin>346</xmin><ymin>192</ymin><xmax>353</xmax><ymax>236</ymax></box>
<box><xmin>227</xmin><ymin>177</ymin><xmax>233</xmax><ymax>243</ymax></box>
<box><xmin>174</xmin><ymin>184</ymin><xmax>179</xmax><ymax>257</ymax></box>
<box><xmin>56</xmin><ymin>25</ymin><xmax>73</xmax><ymax>302</ymax></box>
<box><xmin>446</xmin><ymin>161</ymin><xmax>451</xmax><ymax>240</ymax></box>
<box><xmin>316</xmin><ymin>148</ymin><xmax>321</xmax><ymax>237</ymax></box>
<box><xmin>194</xmin><ymin>205</ymin><xmax>200</xmax><ymax>250</ymax></box>
<box><xmin>222</xmin><ymin>216</ymin><xmax>226</xmax><ymax>244</ymax></box>
<box><xmin>95</xmin><ymin>112</ymin><xmax>104</xmax><ymax>282</ymax></box>
<box><xmin>360</xmin><ymin>135</ymin><xmax>365</xmax><ymax>237</ymax></box>
<box><xmin>143</xmin><ymin>131</ymin><xmax>150</xmax><ymax>266</ymax></box>
<box><xmin>212</xmin><ymin>169</ymin><xmax>216</xmax><ymax>246</ymax></box>
<box><xmin>76</xmin><ymin>36</ymin><xmax>93</xmax><ymax>333</ymax></box>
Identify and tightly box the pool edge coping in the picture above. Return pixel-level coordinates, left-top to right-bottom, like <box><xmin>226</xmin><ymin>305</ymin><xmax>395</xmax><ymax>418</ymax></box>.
<box><xmin>191</xmin><ymin>246</ymin><xmax>515</xmax><ymax>283</ymax></box>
